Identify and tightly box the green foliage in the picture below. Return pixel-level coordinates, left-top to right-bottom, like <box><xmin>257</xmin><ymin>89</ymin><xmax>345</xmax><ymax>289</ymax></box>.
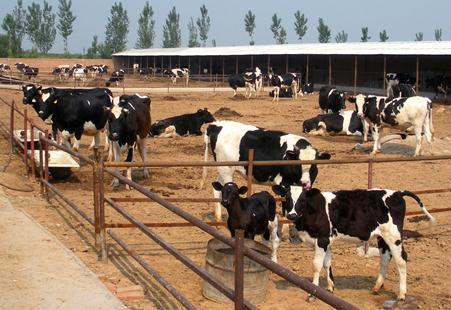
<box><xmin>104</xmin><ymin>2</ymin><xmax>129</xmax><ymax>57</ymax></box>
<box><xmin>335</xmin><ymin>30</ymin><xmax>348</xmax><ymax>43</ymax></box>
<box><xmin>0</xmin><ymin>34</ymin><xmax>9</xmax><ymax>57</ymax></box>
<box><xmin>379</xmin><ymin>29</ymin><xmax>389</xmax><ymax>42</ymax></box>
<box><xmin>25</xmin><ymin>0</ymin><xmax>57</xmax><ymax>54</ymax></box>
<box><xmin>57</xmin><ymin>0</ymin><xmax>76</xmax><ymax>53</ymax></box>
<box><xmin>244</xmin><ymin>10</ymin><xmax>256</xmax><ymax>45</ymax></box>
<box><xmin>1</xmin><ymin>0</ymin><xmax>25</xmax><ymax>55</ymax></box>
<box><xmin>317</xmin><ymin>18</ymin><xmax>331</xmax><ymax>43</ymax></box>
<box><xmin>294</xmin><ymin>10</ymin><xmax>308</xmax><ymax>41</ymax></box>
<box><xmin>270</xmin><ymin>14</ymin><xmax>282</xmax><ymax>42</ymax></box>
<box><xmin>188</xmin><ymin>17</ymin><xmax>200</xmax><ymax>47</ymax></box>
<box><xmin>361</xmin><ymin>27</ymin><xmax>371</xmax><ymax>42</ymax></box>
<box><xmin>415</xmin><ymin>32</ymin><xmax>423</xmax><ymax>41</ymax></box>
<box><xmin>162</xmin><ymin>6</ymin><xmax>181</xmax><ymax>48</ymax></box>
<box><xmin>435</xmin><ymin>28</ymin><xmax>442</xmax><ymax>41</ymax></box>
<box><xmin>277</xmin><ymin>27</ymin><xmax>287</xmax><ymax>44</ymax></box>
<box><xmin>196</xmin><ymin>4</ymin><xmax>210</xmax><ymax>47</ymax></box>
<box><xmin>136</xmin><ymin>1</ymin><xmax>155</xmax><ymax>49</ymax></box>
<box><xmin>86</xmin><ymin>35</ymin><xmax>99</xmax><ymax>58</ymax></box>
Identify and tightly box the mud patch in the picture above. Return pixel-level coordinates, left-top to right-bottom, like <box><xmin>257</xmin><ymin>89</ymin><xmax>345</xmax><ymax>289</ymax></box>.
<box><xmin>162</xmin><ymin>96</ymin><xmax>178</xmax><ymax>101</ymax></box>
<box><xmin>213</xmin><ymin>107</ymin><xmax>242</xmax><ymax>118</ymax></box>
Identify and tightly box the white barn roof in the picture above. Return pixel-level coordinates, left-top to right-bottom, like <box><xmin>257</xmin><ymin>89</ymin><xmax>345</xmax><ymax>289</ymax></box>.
<box><xmin>113</xmin><ymin>41</ymin><xmax>451</xmax><ymax>57</ymax></box>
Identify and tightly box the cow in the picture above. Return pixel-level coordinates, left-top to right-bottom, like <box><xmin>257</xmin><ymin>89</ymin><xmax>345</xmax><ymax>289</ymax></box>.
<box><xmin>106</xmin><ymin>94</ymin><xmax>151</xmax><ymax>188</ymax></box>
<box><xmin>211</xmin><ymin>181</ymin><xmax>280</xmax><ymax>262</ymax></box>
<box><xmin>300</xmin><ymin>82</ymin><xmax>314</xmax><ymax>95</ymax></box>
<box><xmin>318</xmin><ymin>86</ymin><xmax>346</xmax><ymax>114</ymax></box>
<box><xmin>425</xmin><ymin>75</ymin><xmax>451</xmax><ymax>101</ymax></box>
<box><xmin>0</xmin><ymin>64</ymin><xmax>11</xmax><ymax>74</ymax></box>
<box><xmin>269</xmin><ymin>88</ymin><xmax>294</xmax><ymax>98</ymax></box>
<box><xmin>165</xmin><ymin>68</ymin><xmax>190</xmax><ymax>85</ymax></box>
<box><xmin>350</xmin><ymin>94</ymin><xmax>433</xmax><ymax>156</ymax></box>
<box><xmin>149</xmin><ymin>108</ymin><xmax>215</xmax><ymax>138</ymax></box>
<box><xmin>268</xmin><ymin>73</ymin><xmax>300</xmax><ymax>101</ymax></box>
<box><xmin>388</xmin><ymin>83</ymin><xmax>416</xmax><ymax>100</ymax></box>
<box><xmin>272</xmin><ymin>184</ymin><xmax>435</xmax><ymax>301</ymax></box>
<box><xmin>227</xmin><ymin>73</ymin><xmax>257</xmax><ymax>99</ymax></box>
<box><xmin>244</xmin><ymin>67</ymin><xmax>263</xmax><ymax>96</ymax></box>
<box><xmin>73</xmin><ymin>67</ymin><xmax>87</xmax><ymax>86</ymax></box>
<box><xmin>302</xmin><ymin>110</ymin><xmax>365</xmax><ymax>137</ymax></box>
<box><xmin>24</xmin><ymin>85</ymin><xmax>113</xmax><ymax>151</ymax></box>
<box><xmin>52</xmin><ymin>67</ymin><xmax>70</xmax><ymax>81</ymax></box>
<box><xmin>386</xmin><ymin>73</ymin><xmax>416</xmax><ymax>97</ymax></box>
<box><xmin>200</xmin><ymin>120</ymin><xmax>331</xmax><ymax>221</ymax></box>
<box><xmin>22</xmin><ymin>67</ymin><xmax>39</xmax><ymax>80</ymax></box>
<box><xmin>15</xmin><ymin>62</ymin><xmax>28</xmax><ymax>72</ymax></box>
<box><xmin>105</xmin><ymin>69</ymin><xmax>125</xmax><ymax>87</ymax></box>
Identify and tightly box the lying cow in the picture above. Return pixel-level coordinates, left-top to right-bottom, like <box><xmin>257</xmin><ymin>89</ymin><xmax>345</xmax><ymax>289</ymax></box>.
<box><xmin>319</xmin><ymin>86</ymin><xmax>346</xmax><ymax>114</ymax></box>
<box><xmin>106</xmin><ymin>69</ymin><xmax>125</xmax><ymax>87</ymax></box>
<box><xmin>350</xmin><ymin>94</ymin><xmax>434</xmax><ymax>156</ymax></box>
<box><xmin>149</xmin><ymin>108</ymin><xmax>215</xmax><ymax>138</ymax></box>
<box><xmin>268</xmin><ymin>73</ymin><xmax>300</xmax><ymax>101</ymax></box>
<box><xmin>200</xmin><ymin>120</ymin><xmax>331</xmax><ymax>221</ymax></box>
<box><xmin>302</xmin><ymin>110</ymin><xmax>364</xmax><ymax>137</ymax></box>
<box><xmin>212</xmin><ymin>181</ymin><xmax>280</xmax><ymax>262</ymax></box>
<box><xmin>107</xmin><ymin>94</ymin><xmax>151</xmax><ymax>188</ymax></box>
<box><xmin>272</xmin><ymin>184</ymin><xmax>435</xmax><ymax>301</ymax></box>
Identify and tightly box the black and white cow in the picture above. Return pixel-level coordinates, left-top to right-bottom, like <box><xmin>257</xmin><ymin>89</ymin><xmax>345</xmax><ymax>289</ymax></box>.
<box><xmin>269</xmin><ymin>88</ymin><xmax>294</xmax><ymax>98</ymax></box>
<box><xmin>15</xmin><ymin>62</ymin><xmax>28</xmax><ymax>72</ymax></box>
<box><xmin>106</xmin><ymin>94</ymin><xmax>151</xmax><ymax>188</ymax></box>
<box><xmin>386</xmin><ymin>73</ymin><xmax>416</xmax><ymax>97</ymax></box>
<box><xmin>22</xmin><ymin>67</ymin><xmax>39</xmax><ymax>80</ymax></box>
<box><xmin>23</xmin><ymin>85</ymin><xmax>113</xmax><ymax>151</ymax></box>
<box><xmin>149</xmin><ymin>108</ymin><xmax>215</xmax><ymax>138</ymax></box>
<box><xmin>350</xmin><ymin>94</ymin><xmax>434</xmax><ymax>156</ymax></box>
<box><xmin>165</xmin><ymin>68</ymin><xmax>190</xmax><ymax>85</ymax></box>
<box><xmin>269</xmin><ymin>73</ymin><xmax>300</xmax><ymax>101</ymax></box>
<box><xmin>388</xmin><ymin>83</ymin><xmax>416</xmax><ymax>100</ymax></box>
<box><xmin>300</xmin><ymin>82</ymin><xmax>314</xmax><ymax>95</ymax></box>
<box><xmin>228</xmin><ymin>73</ymin><xmax>257</xmax><ymax>99</ymax></box>
<box><xmin>244</xmin><ymin>67</ymin><xmax>263</xmax><ymax>96</ymax></box>
<box><xmin>425</xmin><ymin>75</ymin><xmax>451</xmax><ymax>101</ymax></box>
<box><xmin>105</xmin><ymin>69</ymin><xmax>125</xmax><ymax>87</ymax></box>
<box><xmin>272</xmin><ymin>184</ymin><xmax>435</xmax><ymax>301</ymax></box>
<box><xmin>200</xmin><ymin>120</ymin><xmax>331</xmax><ymax>221</ymax></box>
<box><xmin>73</xmin><ymin>67</ymin><xmax>87</xmax><ymax>86</ymax></box>
<box><xmin>0</xmin><ymin>64</ymin><xmax>11</xmax><ymax>73</ymax></box>
<box><xmin>319</xmin><ymin>86</ymin><xmax>346</xmax><ymax>114</ymax></box>
<box><xmin>211</xmin><ymin>181</ymin><xmax>280</xmax><ymax>262</ymax></box>
<box><xmin>52</xmin><ymin>67</ymin><xmax>71</xmax><ymax>81</ymax></box>
<box><xmin>302</xmin><ymin>110</ymin><xmax>364</xmax><ymax>137</ymax></box>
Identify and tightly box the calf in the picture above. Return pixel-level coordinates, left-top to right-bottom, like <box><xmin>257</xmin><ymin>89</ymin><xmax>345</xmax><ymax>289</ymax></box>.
<box><xmin>165</xmin><ymin>68</ymin><xmax>190</xmax><ymax>85</ymax></box>
<box><xmin>272</xmin><ymin>184</ymin><xmax>435</xmax><ymax>301</ymax></box>
<box><xmin>269</xmin><ymin>73</ymin><xmax>300</xmax><ymax>101</ymax></box>
<box><xmin>388</xmin><ymin>83</ymin><xmax>416</xmax><ymax>100</ymax></box>
<box><xmin>318</xmin><ymin>86</ymin><xmax>346</xmax><ymax>113</ymax></box>
<box><xmin>200</xmin><ymin>120</ymin><xmax>331</xmax><ymax>221</ymax></box>
<box><xmin>149</xmin><ymin>108</ymin><xmax>215</xmax><ymax>138</ymax></box>
<box><xmin>105</xmin><ymin>69</ymin><xmax>125</xmax><ymax>87</ymax></box>
<box><xmin>302</xmin><ymin>110</ymin><xmax>364</xmax><ymax>137</ymax></box>
<box><xmin>212</xmin><ymin>182</ymin><xmax>280</xmax><ymax>262</ymax></box>
<box><xmin>350</xmin><ymin>94</ymin><xmax>433</xmax><ymax>156</ymax></box>
<box><xmin>106</xmin><ymin>94</ymin><xmax>151</xmax><ymax>188</ymax></box>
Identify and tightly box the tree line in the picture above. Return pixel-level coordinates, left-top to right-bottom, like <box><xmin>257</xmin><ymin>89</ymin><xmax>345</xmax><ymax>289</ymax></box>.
<box><xmin>0</xmin><ymin>1</ymin><xmax>446</xmax><ymax>58</ymax></box>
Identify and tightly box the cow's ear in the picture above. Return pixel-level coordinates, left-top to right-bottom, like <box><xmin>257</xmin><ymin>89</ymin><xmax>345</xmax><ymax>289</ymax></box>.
<box><xmin>197</xmin><ymin>109</ymin><xmax>203</xmax><ymax>113</ymax></box>
<box><xmin>348</xmin><ymin>96</ymin><xmax>356</xmax><ymax>103</ymax></box>
<box><xmin>211</xmin><ymin>182</ymin><xmax>223</xmax><ymax>191</ymax></box>
<box><xmin>272</xmin><ymin>184</ymin><xmax>287</xmax><ymax>196</ymax></box>
<box><xmin>122</xmin><ymin>108</ymin><xmax>129</xmax><ymax>114</ymax></box>
<box><xmin>238</xmin><ymin>186</ymin><xmax>248</xmax><ymax>195</ymax></box>
<box><xmin>317</xmin><ymin>152</ymin><xmax>331</xmax><ymax>160</ymax></box>
<box><xmin>103</xmin><ymin>106</ymin><xmax>111</xmax><ymax>112</ymax></box>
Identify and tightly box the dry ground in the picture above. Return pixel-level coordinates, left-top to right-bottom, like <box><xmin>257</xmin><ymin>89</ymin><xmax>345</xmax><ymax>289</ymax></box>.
<box><xmin>0</xmin><ymin>83</ymin><xmax>450</xmax><ymax>309</ymax></box>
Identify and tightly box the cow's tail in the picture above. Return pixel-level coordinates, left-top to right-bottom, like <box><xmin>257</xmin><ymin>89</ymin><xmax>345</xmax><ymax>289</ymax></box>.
<box><xmin>427</xmin><ymin>99</ymin><xmax>435</xmax><ymax>138</ymax></box>
<box><xmin>401</xmin><ymin>191</ymin><xmax>436</xmax><ymax>228</ymax></box>
<box><xmin>199</xmin><ymin>131</ymin><xmax>210</xmax><ymax>189</ymax></box>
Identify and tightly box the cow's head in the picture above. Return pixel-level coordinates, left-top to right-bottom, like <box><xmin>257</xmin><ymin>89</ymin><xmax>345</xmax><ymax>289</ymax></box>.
<box><xmin>106</xmin><ymin>103</ymin><xmax>134</xmax><ymax>143</ymax></box>
<box><xmin>302</xmin><ymin>116</ymin><xmax>321</xmax><ymax>134</ymax></box>
<box><xmin>22</xmin><ymin>84</ymin><xmax>41</xmax><ymax>105</ymax></box>
<box><xmin>272</xmin><ymin>184</ymin><xmax>302</xmax><ymax>219</ymax></box>
<box><xmin>35</xmin><ymin>88</ymin><xmax>58</xmax><ymax>120</ymax></box>
<box><xmin>273</xmin><ymin>185</ymin><xmax>323</xmax><ymax>221</ymax></box>
<box><xmin>348</xmin><ymin>94</ymin><xmax>369</xmax><ymax>119</ymax></box>
<box><xmin>197</xmin><ymin>108</ymin><xmax>216</xmax><ymax>124</ymax></box>
<box><xmin>212</xmin><ymin>181</ymin><xmax>247</xmax><ymax>209</ymax></box>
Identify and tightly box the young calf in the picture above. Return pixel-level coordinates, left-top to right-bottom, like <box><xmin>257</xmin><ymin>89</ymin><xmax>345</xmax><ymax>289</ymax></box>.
<box><xmin>212</xmin><ymin>182</ymin><xmax>280</xmax><ymax>262</ymax></box>
<box><xmin>272</xmin><ymin>184</ymin><xmax>435</xmax><ymax>301</ymax></box>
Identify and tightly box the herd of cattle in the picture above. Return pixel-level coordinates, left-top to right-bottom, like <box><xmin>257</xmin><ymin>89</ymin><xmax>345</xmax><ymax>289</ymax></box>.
<box><xmin>17</xmin><ymin>71</ymin><xmax>439</xmax><ymax>302</ymax></box>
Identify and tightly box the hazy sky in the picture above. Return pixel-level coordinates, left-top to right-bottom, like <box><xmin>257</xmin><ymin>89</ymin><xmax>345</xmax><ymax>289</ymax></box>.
<box><xmin>1</xmin><ymin>0</ymin><xmax>450</xmax><ymax>53</ymax></box>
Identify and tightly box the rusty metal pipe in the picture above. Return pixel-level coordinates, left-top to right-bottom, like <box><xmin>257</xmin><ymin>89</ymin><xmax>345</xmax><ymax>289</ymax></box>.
<box><xmin>234</xmin><ymin>230</ymin><xmax>244</xmax><ymax>309</ymax></box>
<box><xmin>23</xmin><ymin>108</ymin><xmax>28</xmax><ymax>176</ymax></box>
<box><xmin>39</xmin><ymin>136</ymin><xmax>94</xmax><ymax>165</ymax></box>
<box><xmin>105</xmin><ymin>221</ymin><xmax>227</xmax><ymax>229</ymax></box>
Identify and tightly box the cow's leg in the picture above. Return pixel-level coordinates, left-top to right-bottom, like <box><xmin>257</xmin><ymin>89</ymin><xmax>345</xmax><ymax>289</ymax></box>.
<box><xmin>323</xmin><ymin>246</ymin><xmax>334</xmax><ymax>292</ymax></box>
<box><xmin>292</xmin><ymin>83</ymin><xmax>298</xmax><ymax>99</ymax></box>
<box><xmin>308</xmin><ymin>241</ymin><xmax>327</xmax><ymax>302</ymax></box>
<box><xmin>88</xmin><ymin>131</ymin><xmax>100</xmax><ymax>150</ymax></box>
<box><xmin>111</xmin><ymin>142</ymin><xmax>121</xmax><ymax>188</ymax></box>
<box><xmin>73</xmin><ymin>131</ymin><xmax>83</xmax><ymax>152</ymax></box>
<box><xmin>267</xmin><ymin>216</ymin><xmax>280</xmax><ymax>263</ymax></box>
<box><xmin>125</xmin><ymin>146</ymin><xmax>134</xmax><ymax>190</ymax></box>
<box><xmin>377</xmin><ymin>127</ymin><xmax>384</xmax><ymax>151</ymax></box>
<box><xmin>213</xmin><ymin>168</ymin><xmax>234</xmax><ymax>221</ymax></box>
<box><xmin>137</xmin><ymin>137</ymin><xmax>150</xmax><ymax>179</ymax></box>
<box><xmin>60</xmin><ymin>130</ymin><xmax>72</xmax><ymax>149</ymax></box>
<box><xmin>362</xmin><ymin>120</ymin><xmax>369</xmax><ymax>142</ymax></box>
<box><xmin>371</xmin><ymin>126</ymin><xmax>380</xmax><ymax>154</ymax></box>
<box><xmin>104</xmin><ymin>130</ymin><xmax>110</xmax><ymax>152</ymax></box>
<box><xmin>413</xmin><ymin>124</ymin><xmax>423</xmax><ymax>156</ymax></box>
<box><xmin>158</xmin><ymin>126</ymin><xmax>178</xmax><ymax>138</ymax></box>
<box><xmin>373</xmin><ymin>237</ymin><xmax>392</xmax><ymax>294</ymax></box>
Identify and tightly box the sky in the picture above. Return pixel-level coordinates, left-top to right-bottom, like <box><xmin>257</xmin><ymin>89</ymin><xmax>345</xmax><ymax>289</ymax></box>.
<box><xmin>1</xmin><ymin>0</ymin><xmax>450</xmax><ymax>53</ymax></box>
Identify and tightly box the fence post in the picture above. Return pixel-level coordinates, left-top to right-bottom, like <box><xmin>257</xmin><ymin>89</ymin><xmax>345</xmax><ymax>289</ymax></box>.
<box><xmin>93</xmin><ymin>147</ymin><xmax>100</xmax><ymax>252</ymax></box>
<box><xmin>44</xmin><ymin>129</ymin><xmax>49</xmax><ymax>201</ymax></box>
<box><xmin>23</xmin><ymin>108</ymin><xmax>28</xmax><ymax>176</ymax></box>
<box><xmin>368</xmin><ymin>158</ymin><xmax>373</xmax><ymax>189</ymax></box>
<box><xmin>234</xmin><ymin>229</ymin><xmax>245</xmax><ymax>310</ymax></box>
<box><xmin>98</xmin><ymin>155</ymin><xmax>108</xmax><ymax>262</ymax></box>
<box><xmin>38</xmin><ymin>133</ymin><xmax>44</xmax><ymax>196</ymax></box>
<box><xmin>30</xmin><ymin>124</ymin><xmax>36</xmax><ymax>179</ymax></box>
<box><xmin>247</xmin><ymin>149</ymin><xmax>254</xmax><ymax>198</ymax></box>
<box><xmin>10</xmin><ymin>101</ymin><xmax>14</xmax><ymax>152</ymax></box>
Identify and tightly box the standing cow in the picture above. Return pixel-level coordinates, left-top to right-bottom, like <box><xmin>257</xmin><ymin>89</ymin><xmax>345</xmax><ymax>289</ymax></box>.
<box><xmin>319</xmin><ymin>86</ymin><xmax>346</xmax><ymax>114</ymax></box>
<box><xmin>268</xmin><ymin>73</ymin><xmax>300</xmax><ymax>101</ymax></box>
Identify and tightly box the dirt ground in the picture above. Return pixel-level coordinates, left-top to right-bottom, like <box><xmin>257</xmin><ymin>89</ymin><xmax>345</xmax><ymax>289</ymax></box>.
<box><xmin>0</xmin><ymin>82</ymin><xmax>450</xmax><ymax>309</ymax></box>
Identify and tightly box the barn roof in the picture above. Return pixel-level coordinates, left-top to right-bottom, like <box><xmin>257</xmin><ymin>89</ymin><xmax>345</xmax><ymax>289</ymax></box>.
<box><xmin>113</xmin><ymin>41</ymin><xmax>451</xmax><ymax>57</ymax></box>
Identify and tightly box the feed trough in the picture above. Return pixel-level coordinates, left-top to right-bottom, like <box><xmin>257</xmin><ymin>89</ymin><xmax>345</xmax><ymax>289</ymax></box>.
<box><xmin>13</xmin><ymin>128</ymin><xmax>44</xmax><ymax>149</ymax></box>
<box><xmin>30</xmin><ymin>150</ymin><xmax>80</xmax><ymax>180</ymax></box>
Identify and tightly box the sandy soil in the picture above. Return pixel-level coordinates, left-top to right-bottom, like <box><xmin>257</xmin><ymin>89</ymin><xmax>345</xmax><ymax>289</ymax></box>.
<box><xmin>0</xmin><ymin>85</ymin><xmax>450</xmax><ymax>309</ymax></box>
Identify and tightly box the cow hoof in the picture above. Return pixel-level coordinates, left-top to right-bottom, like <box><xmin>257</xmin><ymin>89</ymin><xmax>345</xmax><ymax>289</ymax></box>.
<box><xmin>143</xmin><ymin>169</ymin><xmax>150</xmax><ymax>179</ymax></box>
<box><xmin>307</xmin><ymin>295</ymin><xmax>317</xmax><ymax>303</ymax></box>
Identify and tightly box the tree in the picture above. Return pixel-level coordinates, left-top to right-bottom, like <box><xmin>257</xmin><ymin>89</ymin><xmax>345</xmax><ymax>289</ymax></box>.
<box><xmin>104</xmin><ymin>2</ymin><xmax>129</xmax><ymax>57</ymax></box>
<box><xmin>361</xmin><ymin>27</ymin><xmax>371</xmax><ymax>42</ymax></box>
<box><xmin>278</xmin><ymin>27</ymin><xmax>287</xmax><ymax>44</ymax></box>
<box><xmin>294</xmin><ymin>10</ymin><xmax>308</xmax><ymax>41</ymax></box>
<box><xmin>162</xmin><ymin>6</ymin><xmax>181</xmax><ymax>48</ymax></box>
<box><xmin>317</xmin><ymin>18</ymin><xmax>331</xmax><ymax>43</ymax></box>
<box><xmin>379</xmin><ymin>29</ymin><xmax>389</xmax><ymax>42</ymax></box>
<box><xmin>25</xmin><ymin>1</ymin><xmax>57</xmax><ymax>54</ymax></box>
<box><xmin>244</xmin><ymin>10</ymin><xmax>256</xmax><ymax>45</ymax></box>
<box><xmin>270</xmin><ymin>14</ymin><xmax>283</xmax><ymax>44</ymax></box>
<box><xmin>86</xmin><ymin>35</ymin><xmax>98</xmax><ymax>58</ymax></box>
<box><xmin>0</xmin><ymin>34</ymin><xmax>9</xmax><ymax>57</ymax></box>
<box><xmin>136</xmin><ymin>1</ymin><xmax>155</xmax><ymax>49</ymax></box>
<box><xmin>196</xmin><ymin>4</ymin><xmax>210</xmax><ymax>47</ymax></box>
<box><xmin>57</xmin><ymin>0</ymin><xmax>76</xmax><ymax>53</ymax></box>
<box><xmin>188</xmin><ymin>17</ymin><xmax>200</xmax><ymax>47</ymax></box>
<box><xmin>1</xmin><ymin>0</ymin><xmax>25</xmax><ymax>55</ymax></box>
<box><xmin>335</xmin><ymin>30</ymin><xmax>348</xmax><ymax>43</ymax></box>
<box><xmin>435</xmin><ymin>28</ymin><xmax>442</xmax><ymax>41</ymax></box>
<box><xmin>415</xmin><ymin>32</ymin><xmax>423</xmax><ymax>41</ymax></box>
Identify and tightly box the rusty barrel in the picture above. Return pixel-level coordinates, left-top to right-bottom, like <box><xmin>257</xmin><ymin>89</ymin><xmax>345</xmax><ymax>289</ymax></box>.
<box><xmin>202</xmin><ymin>238</ymin><xmax>270</xmax><ymax>304</ymax></box>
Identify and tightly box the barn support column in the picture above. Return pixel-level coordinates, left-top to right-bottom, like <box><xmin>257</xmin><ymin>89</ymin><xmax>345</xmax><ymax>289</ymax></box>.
<box><xmin>178</xmin><ymin>56</ymin><xmax>181</xmax><ymax>67</ymax></box>
<box><xmin>383</xmin><ymin>55</ymin><xmax>387</xmax><ymax>91</ymax></box>
<box><xmin>235</xmin><ymin>56</ymin><xmax>238</xmax><ymax>74</ymax></box>
<box><xmin>328</xmin><ymin>55</ymin><xmax>332</xmax><ymax>85</ymax></box>
<box><xmin>169</xmin><ymin>56</ymin><xmax>172</xmax><ymax>69</ymax></box>
<box><xmin>188</xmin><ymin>56</ymin><xmax>191</xmax><ymax>72</ymax></box>
<box><xmin>416</xmin><ymin>56</ymin><xmax>420</xmax><ymax>94</ymax></box>
<box><xmin>354</xmin><ymin>56</ymin><xmax>358</xmax><ymax>95</ymax></box>
<box><xmin>251</xmin><ymin>55</ymin><xmax>254</xmax><ymax>68</ymax></box>
<box><xmin>285</xmin><ymin>54</ymin><xmax>289</xmax><ymax>73</ymax></box>
<box><xmin>209</xmin><ymin>56</ymin><xmax>213</xmax><ymax>81</ymax></box>
<box><xmin>306</xmin><ymin>55</ymin><xmax>309</xmax><ymax>85</ymax></box>
<box><xmin>222</xmin><ymin>56</ymin><xmax>225</xmax><ymax>82</ymax></box>
<box><xmin>146</xmin><ymin>56</ymin><xmax>148</xmax><ymax>70</ymax></box>
<box><xmin>161</xmin><ymin>56</ymin><xmax>163</xmax><ymax>73</ymax></box>
<box><xmin>267</xmin><ymin>55</ymin><xmax>271</xmax><ymax>74</ymax></box>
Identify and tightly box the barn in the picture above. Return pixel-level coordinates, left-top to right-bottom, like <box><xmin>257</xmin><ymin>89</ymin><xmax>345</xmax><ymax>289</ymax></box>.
<box><xmin>112</xmin><ymin>41</ymin><xmax>451</xmax><ymax>94</ymax></box>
